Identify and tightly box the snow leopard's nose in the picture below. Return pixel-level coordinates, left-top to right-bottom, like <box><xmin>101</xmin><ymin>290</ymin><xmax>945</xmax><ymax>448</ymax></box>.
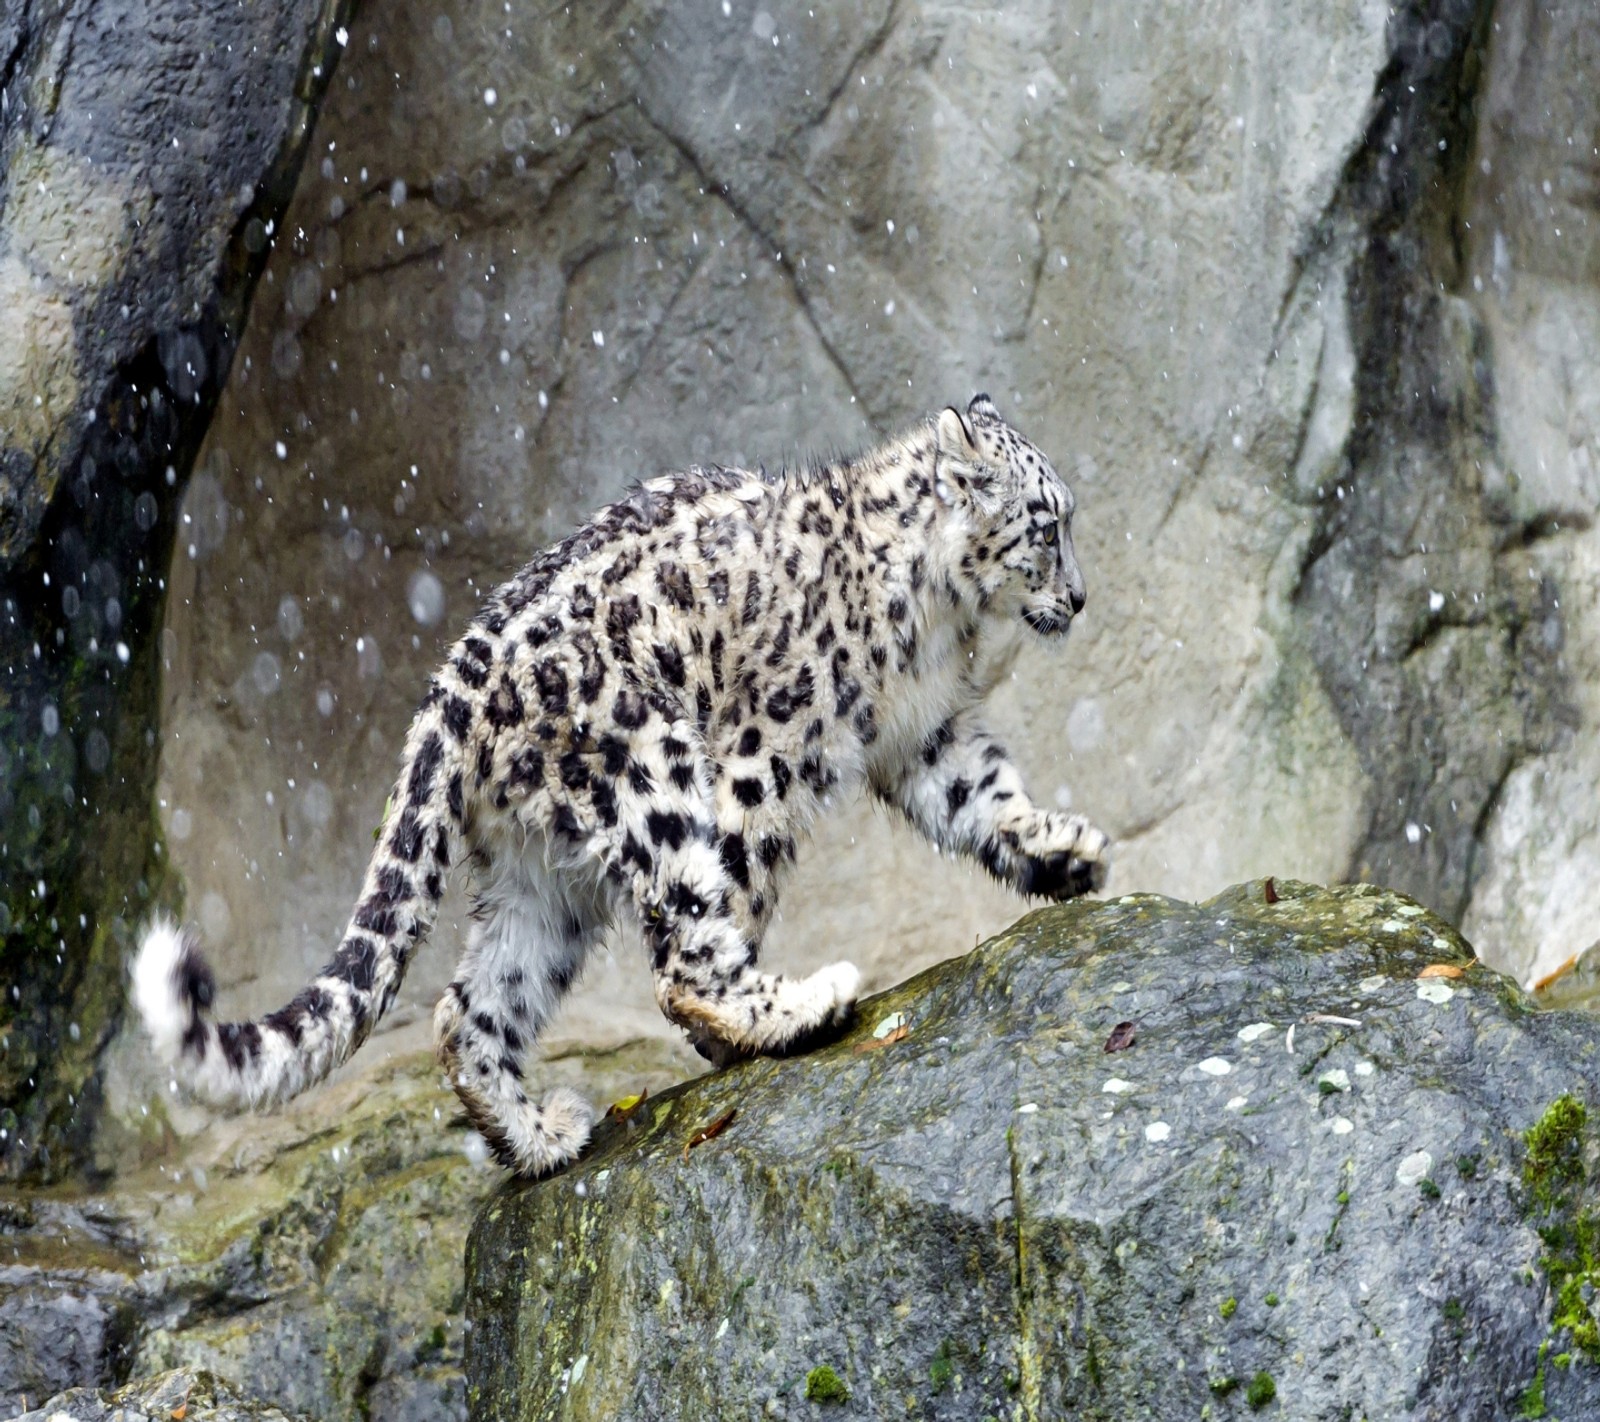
<box><xmin>1058</xmin><ymin>528</ymin><xmax>1086</xmax><ymax>615</ymax></box>
<box><xmin>1061</xmin><ymin>561</ymin><xmax>1086</xmax><ymax>616</ymax></box>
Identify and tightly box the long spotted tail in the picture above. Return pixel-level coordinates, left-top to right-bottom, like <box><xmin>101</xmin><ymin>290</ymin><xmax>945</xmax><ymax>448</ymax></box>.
<box><xmin>131</xmin><ymin>704</ymin><xmax>461</xmax><ymax>1109</ymax></box>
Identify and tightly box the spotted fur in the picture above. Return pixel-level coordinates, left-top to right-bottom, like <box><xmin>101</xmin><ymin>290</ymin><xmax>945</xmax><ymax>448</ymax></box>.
<box><xmin>132</xmin><ymin>395</ymin><xmax>1109</xmax><ymax>1176</ymax></box>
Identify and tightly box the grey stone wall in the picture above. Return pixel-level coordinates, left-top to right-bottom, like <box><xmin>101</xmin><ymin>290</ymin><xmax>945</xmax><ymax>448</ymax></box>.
<box><xmin>1458</xmin><ymin>1</ymin><xmax>1600</xmax><ymax>975</ymax></box>
<box><xmin>121</xmin><ymin>0</ymin><xmax>1598</xmax><ymax>1142</ymax></box>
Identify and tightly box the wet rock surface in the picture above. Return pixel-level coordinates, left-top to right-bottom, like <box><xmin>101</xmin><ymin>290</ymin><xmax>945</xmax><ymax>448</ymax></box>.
<box><xmin>0</xmin><ymin>1038</ymin><xmax>688</xmax><ymax>1419</ymax></box>
<box><xmin>0</xmin><ymin>0</ymin><xmax>355</xmax><ymax>1180</ymax></box>
<box><xmin>467</xmin><ymin>881</ymin><xmax>1600</xmax><ymax>1421</ymax></box>
<box><xmin>15</xmin><ymin>1368</ymin><xmax>308</xmax><ymax>1422</ymax></box>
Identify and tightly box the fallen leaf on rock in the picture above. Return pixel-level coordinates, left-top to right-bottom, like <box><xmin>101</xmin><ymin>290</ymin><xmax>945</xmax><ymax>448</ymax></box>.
<box><xmin>1533</xmin><ymin>955</ymin><xmax>1578</xmax><ymax>993</ymax></box>
<box><xmin>171</xmin><ymin>1402</ymin><xmax>188</xmax><ymax>1421</ymax></box>
<box><xmin>1418</xmin><ymin>964</ymin><xmax>1466</xmax><ymax>981</ymax></box>
<box><xmin>682</xmin><ymin>1107</ymin><xmax>737</xmax><ymax>1162</ymax></box>
<box><xmin>871</xmin><ymin>1011</ymin><xmax>907</xmax><ymax>1039</ymax></box>
<box><xmin>605</xmin><ymin>1089</ymin><xmax>648</xmax><ymax>1121</ymax></box>
<box><xmin>854</xmin><ymin>1024</ymin><xmax>909</xmax><ymax>1054</ymax></box>
<box><xmin>1104</xmin><ymin>1020</ymin><xmax>1137</xmax><ymax>1053</ymax></box>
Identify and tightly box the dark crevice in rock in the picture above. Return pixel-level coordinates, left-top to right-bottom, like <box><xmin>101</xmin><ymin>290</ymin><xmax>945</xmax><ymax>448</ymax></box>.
<box><xmin>799</xmin><ymin>0</ymin><xmax>901</xmax><ymax>140</ymax></box>
<box><xmin>1004</xmin><ymin>1118</ymin><xmax>1040</xmax><ymax>1419</ymax></box>
<box><xmin>0</xmin><ymin>0</ymin><xmax>356</xmax><ymax>1183</ymax></box>
<box><xmin>0</xmin><ymin>26</ymin><xmax>28</xmax><ymax>128</ymax></box>
<box><xmin>2</xmin><ymin>331</ymin><xmax>205</xmax><ymax>1184</ymax></box>
<box><xmin>1287</xmin><ymin>0</ymin><xmax>1573</xmax><ymax>925</ymax></box>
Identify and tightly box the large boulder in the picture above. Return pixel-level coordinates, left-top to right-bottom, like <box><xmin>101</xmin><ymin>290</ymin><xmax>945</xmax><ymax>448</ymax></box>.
<box><xmin>466</xmin><ymin>881</ymin><xmax>1600</xmax><ymax>1420</ymax></box>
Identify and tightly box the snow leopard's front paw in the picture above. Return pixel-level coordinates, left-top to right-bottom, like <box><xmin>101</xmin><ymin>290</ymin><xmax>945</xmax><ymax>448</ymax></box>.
<box><xmin>811</xmin><ymin>960</ymin><xmax>862</xmax><ymax>1023</ymax></box>
<box><xmin>689</xmin><ymin>1031</ymin><xmax>753</xmax><ymax>1069</ymax></box>
<box><xmin>1020</xmin><ymin>814</ymin><xmax>1111</xmax><ymax>900</ymax></box>
<box><xmin>767</xmin><ymin>961</ymin><xmax>861</xmax><ymax>1057</ymax></box>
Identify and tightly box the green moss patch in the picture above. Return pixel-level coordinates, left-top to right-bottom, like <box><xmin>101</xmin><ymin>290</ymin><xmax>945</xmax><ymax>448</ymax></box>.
<box><xmin>805</xmin><ymin>1364</ymin><xmax>849</xmax><ymax>1403</ymax></box>
<box><xmin>1246</xmin><ymin>1370</ymin><xmax>1277</xmax><ymax>1409</ymax></box>
<box><xmin>1520</xmin><ymin>1340</ymin><xmax>1550</xmax><ymax>1418</ymax></box>
<box><xmin>1525</xmin><ymin>1095</ymin><xmax>1587</xmax><ymax>1210</ymax></box>
<box><xmin>1522</xmin><ymin>1095</ymin><xmax>1600</xmax><ymax>1362</ymax></box>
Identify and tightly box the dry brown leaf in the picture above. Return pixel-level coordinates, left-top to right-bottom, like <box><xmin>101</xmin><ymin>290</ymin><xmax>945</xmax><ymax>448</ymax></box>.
<box><xmin>1418</xmin><ymin>963</ymin><xmax>1467</xmax><ymax>981</ymax></box>
<box><xmin>1533</xmin><ymin>955</ymin><xmax>1579</xmax><ymax>993</ymax></box>
<box><xmin>682</xmin><ymin>1107</ymin><xmax>737</xmax><ymax>1162</ymax></box>
<box><xmin>171</xmin><ymin>1404</ymin><xmax>188</xmax><ymax>1421</ymax></box>
<box><xmin>605</xmin><ymin>1088</ymin><xmax>649</xmax><ymax>1121</ymax></box>
<box><xmin>1104</xmin><ymin>1020</ymin><xmax>1137</xmax><ymax>1053</ymax></box>
<box><xmin>1263</xmin><ymin>877</ymin><xmax>1279</xmax><ymax>904</ymax></box>
<box><xmin>853</xmin><ymin>1024</ymin><xmax>909</xmax><ymax>1054</ymax></box>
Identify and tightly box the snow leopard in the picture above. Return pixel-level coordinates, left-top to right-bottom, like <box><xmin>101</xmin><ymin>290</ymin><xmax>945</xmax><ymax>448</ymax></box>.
<box><xmin>133</xmin><ymin>394</ymin><xmax>1110</xmax><ymax>1176</ymax></box>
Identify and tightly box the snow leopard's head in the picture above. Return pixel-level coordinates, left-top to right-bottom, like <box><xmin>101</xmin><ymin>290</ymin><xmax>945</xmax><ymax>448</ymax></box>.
<box><xmin>933</xmin><ymin>394</ymin><xmax>1084</xmax><ymax>637</ymax></box>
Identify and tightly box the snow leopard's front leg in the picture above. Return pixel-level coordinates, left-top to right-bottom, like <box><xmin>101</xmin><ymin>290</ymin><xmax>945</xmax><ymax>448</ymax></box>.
<box><xmin>871</xmin><ymin>710</ymin><xmax>1110</xmax><ymax>899</ymax></box>
<box><xmin>617</xmin><ymin>732</ymin><xmax>858</xmax><ymax>1060</ymax></box>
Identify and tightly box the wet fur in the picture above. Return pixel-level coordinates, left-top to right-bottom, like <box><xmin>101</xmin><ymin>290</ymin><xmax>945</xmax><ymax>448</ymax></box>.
<box><xmin>133</xmin><ymin>395</ymin><xmax>1109</xmax><ymax>1176</ymax></box>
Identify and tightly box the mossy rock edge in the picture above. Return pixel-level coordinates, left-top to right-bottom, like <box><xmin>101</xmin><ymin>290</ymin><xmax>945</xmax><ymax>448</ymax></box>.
<box><xmin>0</xmin><ymin>1038</ymin><xmax>690</xmax><ymax>1418</ymax></box>
<box><xmin>466</xmin><ymin>880</ymin><xmax>1600</xmax><ymax>1421</ymax></box>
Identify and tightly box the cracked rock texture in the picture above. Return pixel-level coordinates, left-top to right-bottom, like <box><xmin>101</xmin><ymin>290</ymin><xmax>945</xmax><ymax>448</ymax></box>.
<box><xmin>132</xmin><ymin>0</ymin><xmax>1599</xmax><ymax>1159</ymax></box>
<box><xmin>0</xmin><ymin>1038</ymin><xmax>688</xmax><ymax>1417</ymax></box>
<box><xmin>466</xmin><ymin>881</ymin><xmax>1600</xmax><ymax>1422</ymax></box>
<box><xmin>14</xmin><ymin>1368</ymin><xmax>308</xmax><ymax>1422</ymax></box>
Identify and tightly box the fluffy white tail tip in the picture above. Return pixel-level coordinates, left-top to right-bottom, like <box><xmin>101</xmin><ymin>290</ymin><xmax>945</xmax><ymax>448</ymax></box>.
<box><xmin>131</xmin><ymin>915</ymin><xmax>208</xmax><ymax>1065</ymax></box>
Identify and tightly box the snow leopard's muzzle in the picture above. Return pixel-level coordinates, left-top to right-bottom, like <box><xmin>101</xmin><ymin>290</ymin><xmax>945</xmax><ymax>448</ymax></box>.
<box><xmin>1022</xmin><ymin>574</ymin><xmax>1084</xmax><ymax>638</ymax></box>
<box><xmin>1022</xmin><ymin>603</ymin><xmax>1076</xmax><ymax>637</ymax></box>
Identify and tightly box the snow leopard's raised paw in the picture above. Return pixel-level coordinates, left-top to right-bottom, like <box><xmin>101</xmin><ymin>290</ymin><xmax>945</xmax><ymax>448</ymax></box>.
<box><xmin>1022</xmin><ymin>815</ymin><xmax>1111</xmax><ymax>900</ymax></box>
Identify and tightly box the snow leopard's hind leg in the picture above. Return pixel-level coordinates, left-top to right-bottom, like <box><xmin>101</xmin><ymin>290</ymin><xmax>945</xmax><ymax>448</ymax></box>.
<box><xmin>432</xmin><ymin>842</ymin><xmax>604</xmax><ymax>1176</ymax></box>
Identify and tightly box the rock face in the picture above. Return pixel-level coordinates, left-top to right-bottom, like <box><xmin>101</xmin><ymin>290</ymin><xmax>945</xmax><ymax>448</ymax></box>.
<box><xmin>16</xmin><ymin>1368</ymin><xmax>307</xmax><ymax>1422</ymax></box>
<box><xmin>1458</xmin><ymin>0</ymin><xmax>1600</xmax><ymax>980</ymax></box>
<box><xmin>0</xmin><ymin>1037</ymin><xmax>689</xmax><ymax>1418</ymax></box>
<box><xmin>131</xmin><ymin>0</ymin><xmax>1599</xmax><ymax>1161</ymax></box>
<box><xmin>466</xmin><ymin>881</ymin><xmax>1600</xmax><ymax>1421</ymax></box>
<box><xmin>0</xmin><ymin>0</ymin><xmax>355</xmax><ymax>1179</ymax></box>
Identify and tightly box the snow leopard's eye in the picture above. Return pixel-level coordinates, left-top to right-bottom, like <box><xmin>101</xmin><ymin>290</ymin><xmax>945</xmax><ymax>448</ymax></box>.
<box><xmin>1041</xmin><ymin>524</ymin><xmax>1058</xmax><ymax>546</ymax></box>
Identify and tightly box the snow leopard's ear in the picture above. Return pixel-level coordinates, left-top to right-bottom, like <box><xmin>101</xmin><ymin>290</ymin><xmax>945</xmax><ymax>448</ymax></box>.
<box><xmin>935</xmin><ymin>404</ymin><xmax>1004</xmax><ymax>511</ymax></box>
<box><xmin>967</xmin><ymin>392</ymin><xmax>1002</xmax><ymax>424</ymax></box>
<box><xmin>937</xmin><ymin>404</ymin><xmax>978</xmax><ymax>456</ymax></box>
